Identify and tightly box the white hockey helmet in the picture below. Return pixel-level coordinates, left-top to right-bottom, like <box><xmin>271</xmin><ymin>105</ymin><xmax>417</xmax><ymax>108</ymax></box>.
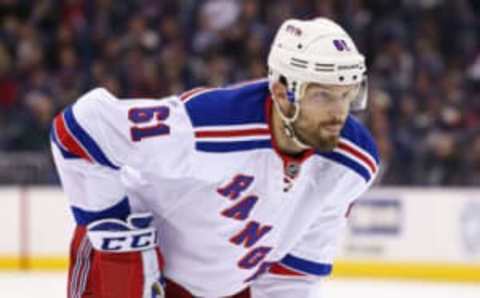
<box><xmin>268</xmin><ymin>18</ymin><xmax>368</xmax><ymax>110</ymax></box>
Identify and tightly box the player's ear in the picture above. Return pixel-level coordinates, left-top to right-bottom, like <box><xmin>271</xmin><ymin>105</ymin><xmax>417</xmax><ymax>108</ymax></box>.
<box><xmin>271</xmin><ymin>81</ymin><xmax>291</xmax><ymax>112</ymax></box>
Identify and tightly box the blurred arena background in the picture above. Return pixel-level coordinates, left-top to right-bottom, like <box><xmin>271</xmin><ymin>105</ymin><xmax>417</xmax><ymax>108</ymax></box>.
<box><xmin>0</xmin><ymin>0</ymin><xmax>479</xmax><ymax>297</ymax></box>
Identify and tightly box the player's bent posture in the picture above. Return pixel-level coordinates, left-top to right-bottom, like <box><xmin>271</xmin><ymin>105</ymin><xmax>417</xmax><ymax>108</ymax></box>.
<box><xmin>51</xmin><ymin>18</ymin><xmax>379</xmax><ymax>298</ymax></box>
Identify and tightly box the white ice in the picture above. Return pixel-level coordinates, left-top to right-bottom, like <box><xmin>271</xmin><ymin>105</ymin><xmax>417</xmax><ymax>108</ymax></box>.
<box><xmin>0</xmin><ymin>272</ymin><xmax>479</xmax><ymax>298</ymax></box>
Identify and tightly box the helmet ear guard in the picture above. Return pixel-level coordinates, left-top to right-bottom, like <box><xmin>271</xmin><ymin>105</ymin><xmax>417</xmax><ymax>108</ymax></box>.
<box><xmin>276</xmin><ymin>74</ymin><xmax>296</xmax><ymax>103</ymax></box>
<box><xmin>287</xmin><ymin>90</ymin><xmax>295</xmax><ymax>103</ymax></box>
<box><xmin>269</xmin><ymin>71</ymin><xmax>308</xmax><ymax>149</ymax></box>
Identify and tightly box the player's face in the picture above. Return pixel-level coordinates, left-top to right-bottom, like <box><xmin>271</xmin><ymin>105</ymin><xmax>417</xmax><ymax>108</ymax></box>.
<box><xmin>293</xmin><ymin>83</ymin><xmax>359</xmax><ymax>151</ymax></box>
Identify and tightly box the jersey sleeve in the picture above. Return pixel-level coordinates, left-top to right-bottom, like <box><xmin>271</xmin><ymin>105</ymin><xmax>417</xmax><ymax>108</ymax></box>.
<box><xmin>281</xmin><ymin>176</ymin><xmax>372</xmax><ymax>272</ymax></box>
<box><xmin>252</xmin><ymin>162</ymin><xmax>378</xmax><ymax>297</ymax></box>
<box><xmin>51</xmin><ymin>88</ymin><xmax>190</xmax><ymax>298</ymax></box>
<box><xmin>51</xmin><ymin>88</ymin><xmax>128</xmax><ymax>220</ymax></box>
<box><xmin>50</xmin><ymin>87</ymin><xmax>194</xmax><ymax>221</ymax></box>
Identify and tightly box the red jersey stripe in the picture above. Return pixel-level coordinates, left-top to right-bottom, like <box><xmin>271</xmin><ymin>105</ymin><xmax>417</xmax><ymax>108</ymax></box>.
<box><xmin>179</xmin><ymin>87</ymin><xmax>209</xmax><ymax>102</ymax></box>
<box><xmin>338</xmin><ymin>141</ymin><xmax>377</xmax><ymax>174</ymax></box>
<box><xmin>195</xmin><ymin>128</ymin><xmax>270</xmax><ymax>138</ymax></box>
<box><xmin>54</xmin><ymin>114</ymin><xmax>93</xmax><ymax>162</ymax></box>
<box><xmin>269</xmin><ymin>263</ymin><xmax>306</xmax><ymax>277</ymax></box>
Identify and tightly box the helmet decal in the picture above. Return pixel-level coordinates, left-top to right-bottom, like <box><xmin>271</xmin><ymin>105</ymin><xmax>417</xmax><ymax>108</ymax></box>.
<box><xmin>333</xmin><ymin>39</ymin><xmax>352</xmax><ymax>52</ymax></box>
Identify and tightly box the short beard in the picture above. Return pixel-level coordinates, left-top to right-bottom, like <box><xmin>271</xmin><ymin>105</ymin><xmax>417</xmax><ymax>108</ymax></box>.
<box><xmin>312</xmin><ymin>135</ymin><xmax>339</xmax><ymax>152</ymax></box>
<box><xmin>295</xmin><ymin>128</ymin><xmax>340</xmax><ymax>152</ymax></box>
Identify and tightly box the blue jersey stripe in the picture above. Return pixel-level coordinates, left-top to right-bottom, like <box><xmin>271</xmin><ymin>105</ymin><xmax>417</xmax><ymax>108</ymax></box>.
<box><xmin>63</xmin><ymin>106</ymin><xmax>120</xmax><ymax>170</ymax></box>
<box><xmin>281</xmin><ymin>254</ymin><xmax>333</xmax><ymax>276</ymax></box>
<box><xmin>49</xmin><ymin>127</ymin><xmax>80</xmax><ymax>159</ymax></box>
<box><xmin>341</xmin><ymin>116</ymin><xmax>380</xmax><ymax>164</ymax></box>
<box><xmin>71</xmin><ymin>196</ymin><xmax>131</xmax><ymax>226</ymax></box>
<box><xmin>196</xmin><ymin>140</ymin><xmax>272</xmax><ymax>152</ymax></box>
<box><xmin>185</xmin><ymin>80</ymin><xmax>270</xmax><ymax>127</ymax></box>
<box><xmin>318</xmin><ymin>151</ymin><xmax>371</xmax><ymax>182</ymax></box>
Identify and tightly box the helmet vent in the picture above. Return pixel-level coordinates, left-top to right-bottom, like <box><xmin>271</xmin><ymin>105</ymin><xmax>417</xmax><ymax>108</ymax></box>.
<box><xmin>314</xmin><ymin>63</ymin><xmax>335</xmax><ymax>72</ymax></box>
<box><xmin>290</xmin><ymin>57</ymin><xmax>308</xmax><ymax>69</ymax></box>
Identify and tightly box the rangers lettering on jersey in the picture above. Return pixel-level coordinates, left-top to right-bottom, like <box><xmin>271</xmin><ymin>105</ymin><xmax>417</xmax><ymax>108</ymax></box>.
<box><xmin>217</xmin><ymin>175</ymin><xmax>274</xmax><ymax>281</ymax></box>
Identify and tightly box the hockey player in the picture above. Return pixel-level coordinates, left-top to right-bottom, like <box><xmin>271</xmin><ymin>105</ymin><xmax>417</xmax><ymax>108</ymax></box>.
<box><xmin>51</xmin><ymin>18</ymin><xmax>378</xmax><ymax>298</ymax></box>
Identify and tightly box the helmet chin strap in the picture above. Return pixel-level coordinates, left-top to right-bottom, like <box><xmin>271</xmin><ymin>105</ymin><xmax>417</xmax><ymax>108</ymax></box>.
<box><xmin>272</xmin><ymin>98</ymin><xmax>311</xmax><ymax>150</ymax></box>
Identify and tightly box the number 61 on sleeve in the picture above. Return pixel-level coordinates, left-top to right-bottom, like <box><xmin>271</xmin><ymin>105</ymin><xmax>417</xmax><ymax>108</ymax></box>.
<box><xmin>128</xmin><ymin>106</ymin><xmax>170</xmax><ymax>142</ymax></box>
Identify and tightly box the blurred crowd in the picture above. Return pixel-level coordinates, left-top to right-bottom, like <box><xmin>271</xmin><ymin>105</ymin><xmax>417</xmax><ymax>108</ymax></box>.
<box><xmin>1</xmin><ymin>0</ymin><xmax>480</xmax><ymax>185</ymax></box>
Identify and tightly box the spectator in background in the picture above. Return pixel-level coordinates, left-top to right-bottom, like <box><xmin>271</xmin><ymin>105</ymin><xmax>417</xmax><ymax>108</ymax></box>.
<box><xmin>9</xmin><ymin>91</ymin><xmax>54</xmax><ymax>151</ymax></box>
<box><xmin>372</xmin><ymin>28</ymin><xmax>414</xmax><ymax>95</ymax></box>
<box><xmin>422</xmin><ymin>131</ymin><xmax>463</xmax><ymax>185</ymax></box>
<box><xmin>0</xmin><ymin>44</ymin><xmax>18</xmax><ymax>112</ymax></box>
<box><xmin>464</xmin><ymin>134</ymin><xmax>480</xmax><ymax>185</ymax></box>
<box><xmin>0</xmin><ymin>0</ymin><xmax>480</xmax><ymax>186</ymax></box>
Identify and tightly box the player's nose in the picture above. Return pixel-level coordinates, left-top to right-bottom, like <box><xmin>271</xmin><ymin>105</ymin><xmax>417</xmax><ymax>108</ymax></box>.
<box><xmin>324</xmin><ymin>100</ymin><xmax>349</xmax><ymax>119</ymax></box>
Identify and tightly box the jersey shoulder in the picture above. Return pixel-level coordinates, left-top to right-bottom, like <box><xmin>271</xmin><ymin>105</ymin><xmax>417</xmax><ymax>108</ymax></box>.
<box><xmin>50</xmin><ymin>88</ymin><xmax>194</xmax><ymax>170</ymax></box>
<box><xmin>318</xmin><ymin>115</ymin><xmax>380</xmax><ymax>183</ymax></box>
<box><xmin>179</xmin><ymin>79</ymin><xmax>273</xmax><ymax>153</ymax></box>
<box><xmin>182</xmin><ymin>79</ymin><xmax>270</xmax><ymax>127</ymax></box>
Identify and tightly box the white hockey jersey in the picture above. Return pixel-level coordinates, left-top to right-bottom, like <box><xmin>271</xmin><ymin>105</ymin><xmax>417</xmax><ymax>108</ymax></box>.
<box><xmin>51</xmin><ymin>79</ymin><xmax>379</xmax><ymax>297</ymax></box>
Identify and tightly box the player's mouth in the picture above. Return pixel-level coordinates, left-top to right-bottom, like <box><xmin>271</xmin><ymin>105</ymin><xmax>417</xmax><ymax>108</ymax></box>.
<box><xmin>321</xmin><ymin>123</ymin><xmax>343</xmax><ymax>135</ymax></box>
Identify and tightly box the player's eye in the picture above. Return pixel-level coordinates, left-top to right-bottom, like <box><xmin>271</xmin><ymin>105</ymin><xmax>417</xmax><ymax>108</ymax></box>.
<box><xmin>310</xmin><ymin>90</ymin><xmax>343</xmax><ymax>103</ymax></box>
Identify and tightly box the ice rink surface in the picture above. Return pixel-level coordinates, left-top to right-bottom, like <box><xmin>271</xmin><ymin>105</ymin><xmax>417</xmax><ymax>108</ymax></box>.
<box><xmin>1</xmin><ymin>272</ymin><xmax>479</xmax><ymax>298</ymax></box>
